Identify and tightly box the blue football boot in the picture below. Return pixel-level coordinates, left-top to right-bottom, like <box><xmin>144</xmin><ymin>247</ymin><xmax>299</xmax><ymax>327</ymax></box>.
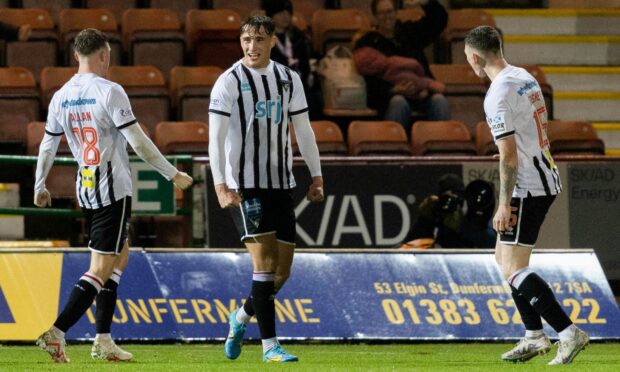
<box><xmin>263</xmin><ymin>344</ymin><xmax>299</xmax><ymax>362</ymax></box>
<box><xmin>224</xmin><ymin>308</ymin><xmax>246</xmax><ymax>360</ymax></box>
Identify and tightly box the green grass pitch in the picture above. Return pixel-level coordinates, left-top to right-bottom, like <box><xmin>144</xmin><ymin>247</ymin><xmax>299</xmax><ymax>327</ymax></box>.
<box><xmin>1</xmin><ymin>343</ymin><xmax>619</xmax><ymax>371</ymax></box>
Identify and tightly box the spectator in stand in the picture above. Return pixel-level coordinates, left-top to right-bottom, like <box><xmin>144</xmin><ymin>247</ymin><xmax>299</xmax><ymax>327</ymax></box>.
<box><xmin>262</xmin><ymin>0</ymin><xmax>322</xmax><ymax>118</ymax></box>
<box><xmin>353</xmin><ymin>0</ymin><xmax>450</xmax><ymax>132</ymax></box>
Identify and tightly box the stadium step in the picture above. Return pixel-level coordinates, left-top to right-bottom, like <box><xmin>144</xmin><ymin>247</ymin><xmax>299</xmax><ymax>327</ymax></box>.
<box><xmin>503</xmin><ymin>35</ymin><xmax>620</xmax><ymax>65</ymax></box>
<box><xmin>592</xmin><ymin>123</ymin><xmax>620</xmax><ymax>155</ymax></box>
<box><xmin>553</xmin><ymin>92</ymin><xmax>620</xmax><ymax>122</ymax></box>
<box><xmin>487</xmin><ymin>8</ymin><xmax>620</xmax><ymax>36</ymax></box>
<box><xmin>541</xmin><ymin>66</ymin><xmax>620</xmax><ymax>92</ymax></box>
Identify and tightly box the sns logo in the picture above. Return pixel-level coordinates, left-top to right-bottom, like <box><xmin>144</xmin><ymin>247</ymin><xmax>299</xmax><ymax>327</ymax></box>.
<box><xmin>255</xmin><ymin>96</ymin><xmax>282</xmax><ymax>125</ymax></box>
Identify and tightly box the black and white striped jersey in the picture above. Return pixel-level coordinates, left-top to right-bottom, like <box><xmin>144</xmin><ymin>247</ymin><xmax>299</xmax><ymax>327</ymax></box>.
<box><xmin>209</xmin><ymin>60</ymin><xmax>308</xmax><ymax>190</ymax></box>
<box><xmin>46</xmin><ymin>73</ymin><xmax>137</xmax><ymax>209</ymax></box>
<box><xmin>484</xmin><ymin>65</ymin><xmax>562</xmax><ymax>197</ymax></box>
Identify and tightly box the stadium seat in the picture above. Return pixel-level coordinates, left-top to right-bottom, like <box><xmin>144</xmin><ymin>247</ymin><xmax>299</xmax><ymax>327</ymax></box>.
<box><xmin>348</xmin><ymin>120</ymin><xmax>412</xmax><ymax>156</ymax></box>
<box><xmin>149</xmin><ymin>0</ymin><xmax>201</xmax><ymax>27</ymax></box>
<box><xmin>294</xmin><ymin>0</ymin><xmax>324</xmax><ymax>29</ymax></box>
<box><xmin>397</xmin><ymin>7</ymin><xmax>425</xmax><ymax>22</ymax></box>
<box><xmin>292</xmin><ymin>11</ymin><xmax>309</xmax><ymax>32</ymax></box>
<box><xmin>546</xmin><ymin>120</ymin><xmax>605</xmax><ymax>155</ymax></box>
<box><xmin>154</xmin><ymin>121</ymin><xmax>209</xmax><ymax>155</ymax></box>
<box><xmin>429</xmin><ymin>64</ymin><xmax>487</xmax><ymax>136</ymax></box>
<box><xmin>212</xmin><ymin>0</ymin><xmax>261</xmax><ymax>19</ymax></box>
<box><xmin>26</xmin><ymin>121</ymin><xmax>76</xmax><ymax>200</ymax></box>
<box><xmin>122</xmin><ymin>8</ymin><xmax>185</xmax><ymax>81</ymax></box>
<box><xmin>311</xmin><ymin>9</ymin><xmax>371</xmax><ymax>54</ymax></box>
<box><xmin>0</xmin><ymin>8</ymin><xmax>58</xmax><ymax>84</ymax></box>
<box><xmin>0</xmin><ymin>67</ymin><xmax>40</xmax><ymax>145</ymax></box>
<box><xmin>411</xmin><ymin>120</ymin><xmax>477</xmax><ymax>156</ymax></box>
<box><xmin>440</xmin><ymin>9</ymin><xmax>496</xmax><ymax>64</ymax></box>
<box><xmin>475</xmin><ymin>121</ymin><xmax>498</xmax><ymax>156</ymax></box>
<box><xmin>169</xmin><ymin>65</ymin><xmax>223</xmax><ymax>122</ymax></box>
<box><xmin>519</xmin><ymin>65</ymin><xmax>555</xmax><ymax>120</ymax></box>
<box><xmin>85</xmin><ymin>0</ymin><xmax>137</xmax><ymax>23</ymax></box>
<box><xmin>108</xmin><ymin>65</ymin><xmax>170</xmax><ymax>134</ymax></box>
<box><xmin>291</xmin><ymin>120</ymin><xmax>348</xmax><ymax>156</ymax></box>
<box><xmin>59</xmin><ymin>8</ymin><xmax>123</xmax><ymax>66</ymax></box>
<box><xmin>311</xmin><ymin>120</ymin><xmax>348</xmax><ymax>156</ymax></box>
<box><xmin>185</xmin><ymin>9</ymin><xmax>243</xmax><ymax>69</ymax></box>
<box><xmin>21</xmin><ymin>0</ymin><xmax>72</xmax><ymax>24</ymax></box>
<box><xmin>40</xmin><ymin>66</ymin><xmax>77</xmax><ymax>109</ymax></box>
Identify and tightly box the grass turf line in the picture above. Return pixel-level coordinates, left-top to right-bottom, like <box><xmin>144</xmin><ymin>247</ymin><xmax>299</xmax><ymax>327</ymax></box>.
<box><xmin>1</xmin><ymin>343</ymin><xmax>619</xmax><ymax>371</ymax></box>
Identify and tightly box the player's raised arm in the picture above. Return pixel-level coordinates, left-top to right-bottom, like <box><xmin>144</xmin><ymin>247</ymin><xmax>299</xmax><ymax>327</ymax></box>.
<box><xmin>120</xmin><ymin>123</ymin><xmax>192</xmax><ymax>190</ymax></box>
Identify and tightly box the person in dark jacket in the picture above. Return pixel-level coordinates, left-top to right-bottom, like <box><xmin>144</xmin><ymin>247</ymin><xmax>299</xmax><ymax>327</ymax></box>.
<box><xmin>262</xmin><ymin>0</ymin><xmax>322</xmax><ymax>118</ymax></box>
<box><xmin>262</xmin><ymin>0</ymin><xmax>311</xmax><ymax>86</ymax></box>
<box><xmin>353</xmin><ymin>0</ymin><xmax>450</xmax><ymax>132</ymax></box>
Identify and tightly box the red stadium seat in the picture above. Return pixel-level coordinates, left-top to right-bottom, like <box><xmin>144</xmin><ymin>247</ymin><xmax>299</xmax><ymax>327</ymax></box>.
<box><xmin>348</xmin><ymin>120</ymin><xmax>411</xmax><ymax>156</ymax></box>
<box><xmin>0</xmin><ymin>8</ymin><xmax>58</xmax><ymax>84</ymax></box>
<box><xmin>122</xmin><ymin>8</ymin><xmax>185</xmax><ymax>82</ymax></box>
<box><xmin>0</xmin><ymin>67</ymin><xmax>40</xmax><ymax>145</ymax></box>
<box><xmin>154</xmin><ymin>121</ymin><xmax>209</xmax><ymax>155</ymax></box>
<box><xmin>108</xmin><ymin>65</ymin><xmax>170</xmax><ymax>134</ymax></box>
<box><xmin>411</xmin><ymin>120</ymin><xmax>477</xmax><ymax>156</ymax></box>
<box><xmin>169</xmin><ymin>66</ymin><xmax>223</xmax><ymax>122</ymax></box>
<box><xmin>185</xmin><ymin>9</ymin><xmax>242</xmax><ymax>69</ymax></box>
<box><xmin>59</xmin><ymin>8</ymin><xmax>123</xmax><ymax>66</ymax></box>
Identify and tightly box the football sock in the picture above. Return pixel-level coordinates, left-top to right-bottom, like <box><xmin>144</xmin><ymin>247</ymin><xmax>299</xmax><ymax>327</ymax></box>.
<box><xmin>236</xmin><ymin>305</ymin><xmax>252</xmax><ymax>325</ymax></box>
<box><xmin>525</xmin><ymin>329</ymin><xmax>545</xmax><ymax>339</ymax></box>
<box><xmin>251</xmin><ymin>272</ymin><xmax>276</xmax><ymax>340</ymax></box>
<box><xmin>242</xmin><ymin>274</ymin><xmax>284</xmax><ymax>318</ymax></box>
<box><xmin>96</xmin><ymin>269</ymin><xmax>122</xmax><ymax>334</ymax></box>
<box><xmin>510</xmin><ymin>284</ymin><xmax>543</xmax><ymax>331</ymax></box>
<box><xmin>514</xmin><ymin>272</ymin><xmax>573</xmax><ymax>334</ymax></box>
<box><xmin>54</xmin><ymin>272</ymin><xmax>103</xmax><ymax>332</ymax></box>
<box><xmin>262</xmin><ymin>337</ymin><xmax>278</xmax><ymax>353</ymax></box>
<box><xmin>558</xmin><ymin>324</ymin><xmax>579</xmax><ymax>342</ymax></box>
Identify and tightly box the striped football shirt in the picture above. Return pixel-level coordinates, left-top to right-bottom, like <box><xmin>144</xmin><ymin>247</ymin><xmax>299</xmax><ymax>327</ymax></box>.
<box><xmin>484</xmin><ymin>65</ymin><xmax>562</xmax><ymax>197</ymax></box>
<box><xmin>209</xmin><ymin>59</ymin><xmax>308</xmax><ymax>190</ymax></box>
<box><xmin>46</xmin><ymin>73</ymin><xmax>137</xmax><ymax>209</ymax></box>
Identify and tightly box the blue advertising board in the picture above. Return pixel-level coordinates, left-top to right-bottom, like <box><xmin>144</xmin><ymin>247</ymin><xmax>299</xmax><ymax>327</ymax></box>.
<box><xmin>50</xmin><ymin>250</ymin><xmax>620</xmax><ymax>341</ymax></box>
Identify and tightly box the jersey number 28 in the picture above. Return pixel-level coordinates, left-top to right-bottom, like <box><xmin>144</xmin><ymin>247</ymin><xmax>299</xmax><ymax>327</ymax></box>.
<box><xmin>72</xmin><ymin>127</ymin><xmax>100</xmax><ymax>165</ymax></box>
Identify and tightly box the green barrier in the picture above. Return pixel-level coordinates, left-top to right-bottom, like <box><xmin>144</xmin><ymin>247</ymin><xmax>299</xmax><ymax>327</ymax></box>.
<box><xmin>0</xmin><ymin>154</ymin><xmax>194</xmax><ymax>217</ymax></box>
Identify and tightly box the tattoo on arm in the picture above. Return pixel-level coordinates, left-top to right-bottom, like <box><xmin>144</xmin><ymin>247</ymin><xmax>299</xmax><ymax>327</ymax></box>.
<box><xmin>499</xmin><ymin>157</ymin><xmax>518</xmax><ymax>206</ymax></box>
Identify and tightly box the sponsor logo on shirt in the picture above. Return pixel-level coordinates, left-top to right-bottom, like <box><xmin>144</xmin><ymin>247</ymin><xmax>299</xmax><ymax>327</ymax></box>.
<box><xmin>120</xmin><ymin>109</ymin><xmax>133</xmax><ymax>117</ymax></box>
<box><xmin>487</xmin><ymin>115</ymin><xmax>506</xmax><ymax>134</ymax></box>
<box><xmin>241</xmin><ymin>82</ymin><xmax>252</xmax><ymax>92</ymax></box>
<box><xmin>255</xmin><ymin>95</ymin><xmax>282</xmax><ymax>125</ymax></box>
<box><xmin>517</xmin><ymin>80</ymin><xmax>537</xmax><ymax>96</ymax></box>
<box><xmin>62</xmin><ymin>98</ymin><xmax>96</xmax><ymax>108</ymax></box>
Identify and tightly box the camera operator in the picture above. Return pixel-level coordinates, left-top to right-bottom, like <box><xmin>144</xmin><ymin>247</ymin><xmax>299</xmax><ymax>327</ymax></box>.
<box><xmin>402</xmin><ymin>174</ymin><xmax>496</xmax><ymax>249</ymax></box>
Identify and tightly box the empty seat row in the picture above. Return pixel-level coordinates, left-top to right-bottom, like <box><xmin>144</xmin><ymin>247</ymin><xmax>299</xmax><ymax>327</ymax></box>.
<box><xmin>296</xmin><ymin>120</ymin><xmax>605</xmax><ymax>157</ymax></box>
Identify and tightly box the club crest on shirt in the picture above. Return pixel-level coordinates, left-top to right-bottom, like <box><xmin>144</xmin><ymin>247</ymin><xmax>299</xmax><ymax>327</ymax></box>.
<box><xmin>280</xmin><ymin>79</ymin><xmax>291</xmax><ymax>92</ymax></box>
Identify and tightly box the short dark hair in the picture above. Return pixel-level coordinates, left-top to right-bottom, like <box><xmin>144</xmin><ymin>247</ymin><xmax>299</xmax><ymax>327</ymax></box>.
<box><xmin>464</xmin><ymin>26</ymin><xmax>503</xmax><ymax>55</ymax></box>
<box><xmin>240</xmin><ymin>15</ymin><xmax>275</xmax><ymax>36</ymax></box>
<box><xmin>73</xmin><ymin>28</ymin><xmax>109</xmax><ymax>56</ymax></box>
<box><xmin>371</xmin><ymin>0</ymin><xmax>396</xmax><ymax>15</ymax></box>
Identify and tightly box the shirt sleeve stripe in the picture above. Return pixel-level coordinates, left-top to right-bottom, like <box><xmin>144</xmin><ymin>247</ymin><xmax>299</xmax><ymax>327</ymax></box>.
<box><xmin>117</xmin><ymin>119</ymin><xmax>138</xmax><ymax>130</ymax></box>
<box><xmin>289</xmin><ymin>107</ymin><xmax>309</xmax><ymax>116</ymax></box>
<box><xmin>495</xmin><ymin>130</ymin><xmax>515</xmax><ymax>140</ymax></box>
<box><xmin>45</xmin><ymin>129</ymin><xmax>64</xmax><ymax>136</ymax></box>
<box><xmin>209</xmin><ymin>109</ymin><xmax>231</xmax><ymax>117</ymax></box>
